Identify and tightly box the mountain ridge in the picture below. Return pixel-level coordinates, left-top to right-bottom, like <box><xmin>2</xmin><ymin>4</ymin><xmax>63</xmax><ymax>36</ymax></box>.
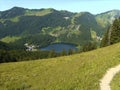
<box><xmin>0</xmin><ymin>7</ymin><xmax>120</xmax><ymax>49</ymax></box>
<box><xmin>1</xmin><ymin>6</ymin><xmax>120</xmax><ymax>15</ymax></box>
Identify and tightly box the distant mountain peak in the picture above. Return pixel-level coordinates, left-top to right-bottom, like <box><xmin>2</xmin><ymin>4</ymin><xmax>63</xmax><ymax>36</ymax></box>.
<box><xmin>108</xmin><ymin>9</ymin><xmax>120</xmax><ymax>12</ymax></box>
<box><xmin>0</xmin><ymin>6</ymin><xmax>25</xmax><ymax>19</ymax></box>
<box><xmin>9</xmin><ymin>6</ymin><xmax>25</xmax><ymax>11</ymax></box>
<box><xmin>11</xmin><ymin>6</ymin><xmax>24</xmax><ymax>9</ymax></box>
<box><xmin>96</xmin><ymin>9</ymin><xmax>120</xmax><ymax>16</ymax></box>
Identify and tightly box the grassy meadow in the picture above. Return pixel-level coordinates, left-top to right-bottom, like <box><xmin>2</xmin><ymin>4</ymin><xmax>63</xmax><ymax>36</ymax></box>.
<box><xmin>111</xmin><ymin>70</ymin><xmax>120</xmax><ymax>90</ymax></box>
<box><xmin>1</xmin><ymin>43</ymin><xmax>120</xmax><ymax>90</ymax></box>
<box><xmin>1</xmin><ymin>36</ymin><xmax>21</xmax><ymax>43</ymax></box>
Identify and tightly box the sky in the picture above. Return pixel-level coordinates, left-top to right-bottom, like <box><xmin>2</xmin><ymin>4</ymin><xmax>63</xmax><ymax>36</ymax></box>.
<box><xmin>0</xmin><ymin>0</ymin><xmax>120</xmax><ymax>14</ymax></box>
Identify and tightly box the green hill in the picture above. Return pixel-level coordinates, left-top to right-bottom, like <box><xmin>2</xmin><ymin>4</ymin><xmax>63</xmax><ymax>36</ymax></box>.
<box><xmin>0</xmin><ymin>43</ymin><xmax>120</xmax><ymax>90</ymax></box>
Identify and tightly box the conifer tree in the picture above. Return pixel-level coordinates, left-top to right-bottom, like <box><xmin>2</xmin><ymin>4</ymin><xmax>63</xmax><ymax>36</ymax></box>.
<box><xmin>110</xmin><ymin>18</ymin><xmax>120</xmax><ymax>44</ymax></box>
<box><xmin>101</xmin><ymin>18</ymin><xmax>120</xmax><ymax>47</ymax></box>
<box><xmin>82</xmin><ymin>42</ymin><xmax>97</xmax><ymax>52</ymax></box>
<box><xmin>68</xmin><ymin>48</ymin><xmax>74</xmax><ymax>55</ymax></box>
<box><xmin>100</xmin><ymin>27</ymin><xmax>110</xmax><ymax>47</ymax></box>
<box><xmin>60</xmin><ymin>49</ymin><xmax>67</xmax><ymax>56</ymax></box>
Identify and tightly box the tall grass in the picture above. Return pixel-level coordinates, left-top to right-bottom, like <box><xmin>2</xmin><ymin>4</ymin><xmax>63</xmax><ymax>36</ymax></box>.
<box><xmin>111</xmin><ymin>69</ymin><xmax>120</xmax><ymax>90</ymax></box>
<box><xmin>0</xmin><ymin>43</ymin><xmax>120</xmax><ymax>90</ymax></box>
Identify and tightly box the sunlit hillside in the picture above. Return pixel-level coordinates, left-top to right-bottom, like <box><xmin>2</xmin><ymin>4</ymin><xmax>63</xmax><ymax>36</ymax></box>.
<box><xmin>0</xmin><ymin>43</ymin><xmax>120</xmax><ymax>90</ymax></box>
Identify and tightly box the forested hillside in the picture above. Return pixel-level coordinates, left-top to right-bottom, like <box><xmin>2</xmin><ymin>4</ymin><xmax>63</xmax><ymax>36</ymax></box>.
<box><xmin>0</xmin><ymin>7</ymin><xmax>120</xmax><ymax>51</ymax></box>
<box><xmin>1</xmin><ymin>7</ymin><xmax>119</xmax><ymax>49</ymax></box>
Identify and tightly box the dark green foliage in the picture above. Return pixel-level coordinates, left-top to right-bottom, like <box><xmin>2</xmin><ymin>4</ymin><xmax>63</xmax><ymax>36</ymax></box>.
<box><xmin>0</xmin><ymin>50</ymin><xmax>59</xmax><ymax>63</ymax></box>
<box><xmin>58</xmin><ymin>27</ymin><xmax>92</xmax><ymax>45</ymax></box>
<box><xmin>0</xmin><ymin>7</ymin><xmax>106</xmax><ymax>47</ymax></box>
<box><xmin>68</xmin><ymin>48</ymin><xmax>74</xmax><ymax>55</ymax></box>
<box><xmin>48</xmin><ymin>49</ymin><xmax>57</xmax><ymax>58</ymax></box>
<box><xmin>0</xmin><ymin>41</ymin><xmax>9</xmax><ymax>50</ymax></box>
<box><xmin>0</xmin><ymin>50</ymin><xmax>8</xmax><ymax>63</ymax></box>
<box><xmin>0</xmin><ymin>11</ymin><xmax>70</xmax><ymax>38</ymax></box>
<box><xmin>110</xmin><ymin>18</ymin><xmax>120</xmax><ymax>44</ymax></box>
<box><xmin>101</xmin><ymin>18</ymin><xmax>120</xmax><ymax>47</ymax></box>
<box><xmin>100</xmin><ymin>28</ymin><xmax>110</xmax><ymax>47</ymax></box>
<box><xmin>82</xmin><ymin>42</ymin><xmax>97</xmax><ymax>52</ymax></box>
<box><xmin>60</xmin><ymin>49</ymin><xmax>67</xmax><ymax>56</ymax></box>
<box><xmin>72</xmin><ymin>12</ymin><xmax>103</xmax><ymax>36</ymax></box>
<box><xmin>9</xmin><ymin>34</ymin><xmax>55</xmax><ymax>50</ymax></box>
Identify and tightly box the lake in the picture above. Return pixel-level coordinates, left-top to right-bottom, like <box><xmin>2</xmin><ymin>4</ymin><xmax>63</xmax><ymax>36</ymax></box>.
<box><xmin>40</xmin><ymin>43</ymin><xmax>77</xmax><ymax>52</ymax></box>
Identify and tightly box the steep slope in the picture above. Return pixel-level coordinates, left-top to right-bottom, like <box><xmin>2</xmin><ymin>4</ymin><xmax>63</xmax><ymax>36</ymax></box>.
<box><xmin>0</xmin><ymin>7</ymin><xmax>72</xmax><ymax>48</ymax></box>
<box><xmin>0</xmin><ymin>43</ymin><xmax>120</xmax><ymax>90</ymax></box>
<box><xmin>72</xmin><ymin>12</ymin><xmax>103</xmax><ymax>39</ymax></box>
<box><xmin>0</xmin><ymin>8</ymin><xmax>70</xmax><ymax>37</ymax></box>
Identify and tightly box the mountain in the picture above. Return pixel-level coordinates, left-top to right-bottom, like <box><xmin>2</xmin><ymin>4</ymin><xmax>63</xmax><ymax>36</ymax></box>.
<box><xmin>0</xmin><ymin>7</ymin><xmax>25</xmax><ymax>19</ymax></box>
<box><xmin>96</xmin><ymin>9</ymin><xmax>120</xmax><ymax>28</ymax></box>
<box><xmin>0</xmin><ymin>7</ymin><xmax>120</xmax><ymax>49</ymax></box>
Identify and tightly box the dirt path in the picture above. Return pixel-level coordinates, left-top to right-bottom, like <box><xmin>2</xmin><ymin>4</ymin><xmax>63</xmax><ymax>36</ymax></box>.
<box><xmin>100</xmin><ymin>64</ymin><xmax>120</xmax><ymax>90</ymax></box>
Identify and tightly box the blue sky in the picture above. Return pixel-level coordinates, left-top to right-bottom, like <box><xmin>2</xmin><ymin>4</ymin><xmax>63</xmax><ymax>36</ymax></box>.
<box><xmin>0</xmin><ymin>0</ymin><xmax>120</xmax><ymax>14</ymax></box>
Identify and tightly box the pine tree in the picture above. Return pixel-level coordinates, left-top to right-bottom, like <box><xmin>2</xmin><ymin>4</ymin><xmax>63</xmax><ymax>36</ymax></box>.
<box><xmin>48</xmin><ymin>49</ymin><xmax>57</xmax><ymax>58</ymax></box>
<box><xmin>82</xmin><ymin>42</ymin><xmax>97</xmax><ymax>52</ymax></box>
<box><xmin>110</xmin><ymin>18</ymin><xmax>120</xmax><ymax>44</ymax></box>
<box><xmin>68</xmin><ymin>48</ymin><xmax>74</xmax><ymax>55</ymax></box>
<box><xmin>100</xmin><ymin>27</ymin><xmax>110</xmax><ymax>47</ymax></box>
<box><xmin>60</xmin><ymin>49</ymin><xmax>67</xmax><ymax>56</ymax></box>
<box><xmin>101</xmin><ymin>18</ymin><xmax>120</xmax><ymax>47</ymax></box>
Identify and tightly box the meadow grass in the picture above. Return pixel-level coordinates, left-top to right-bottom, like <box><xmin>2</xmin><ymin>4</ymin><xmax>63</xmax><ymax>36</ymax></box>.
<box><xmin>25</xmin><ymin>9</ymin><xmax>52</xmax><ymax>16</ymax></box>
<box><xmin>111</xmin><ymin>70</ymin><xmax>120</xmax><ymax>90</ymax></box>
<box><xmin>1</xmin><ymin>43</ymin><xmax>120</xmax><ymax>90</ymax></box>
<box><xmin>1</xmin><ymin>36</ymin><xmax>21</xmax><ymax>43</ymax></box>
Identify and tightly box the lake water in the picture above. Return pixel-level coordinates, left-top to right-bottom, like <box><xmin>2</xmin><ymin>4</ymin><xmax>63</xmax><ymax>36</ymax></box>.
<box><xmin>40</xmin><ymin>43</ymin><xmax>77</xmax><ymax>52</ymax></box>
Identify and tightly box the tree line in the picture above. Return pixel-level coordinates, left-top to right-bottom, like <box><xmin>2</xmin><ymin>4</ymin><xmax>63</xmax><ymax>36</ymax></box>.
<box><xmin>101</xmin><ymin>17</ymin><xmax>120</xmax><ymax>47</ymax></box>
<box><xmin>0</xmin><ymin>41</ymin><xmax>97</xmax><ymax>63</ymax></box>
<box><xmin>0</xmin><ymin>49</ymin><xmax>75</xmax><ymax>63</ymax></box>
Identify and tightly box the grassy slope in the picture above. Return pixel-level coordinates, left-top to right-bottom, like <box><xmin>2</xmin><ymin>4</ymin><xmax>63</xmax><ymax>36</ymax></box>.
<box><xmin>0</xmin><ymin>43</ymin><xmax>120</xmax><ymax>90</ymax></box>
<box><xmin>111</xmin><ymin>70</ymin><xmax>120</xmax><ymax>90</ymax></box>
<box><xmin>25</xmin><ymin>9</ymin><xmax>53</xmax><ymax>16</ymax></box>
<box><xmin>1</xmin><ymin>36</ymin><xmax>21</xmax><ymax>43</ymax></box>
